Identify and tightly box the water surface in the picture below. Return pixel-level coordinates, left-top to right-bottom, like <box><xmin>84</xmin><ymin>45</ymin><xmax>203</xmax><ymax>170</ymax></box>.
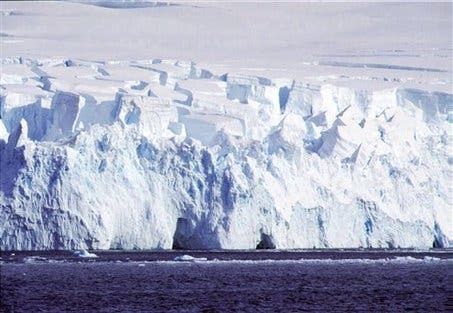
<box><xmin>1</xmin><ymin>250</ymin><xmax>451</xmax><ymax>312</ymax></box>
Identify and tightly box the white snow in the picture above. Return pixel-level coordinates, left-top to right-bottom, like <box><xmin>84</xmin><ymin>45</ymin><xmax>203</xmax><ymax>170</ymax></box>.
<box><xmin>0</xmin><ymin>1</ymin><xmax>451</xmax><ymax>250</ymax></box>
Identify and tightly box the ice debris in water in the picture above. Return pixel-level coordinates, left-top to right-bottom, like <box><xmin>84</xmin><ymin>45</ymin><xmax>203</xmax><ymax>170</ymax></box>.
<box><xmin>73</xmin><ymin>249</ymin><xmax>98</xmax><ymax>258</ymax></box>
<box><xmin>23</xmin><ymin>256</ymin><xmax>48</xmax><ymax>263</ymax></box>
<box><xmin>174</xmin><ymin>255</ymin><xmax>208</xmax><ymax>262</ymax></box>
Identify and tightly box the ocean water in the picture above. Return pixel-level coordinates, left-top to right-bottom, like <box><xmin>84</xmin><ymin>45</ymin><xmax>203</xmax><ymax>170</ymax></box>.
<box><xmin>1</xmin><ymin>250</ymin><xmax>452</xmax><ymax>312</ymax></box>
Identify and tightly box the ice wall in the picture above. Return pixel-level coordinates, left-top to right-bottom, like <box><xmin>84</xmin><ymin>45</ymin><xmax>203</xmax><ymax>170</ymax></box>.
<box><xmin>0</xmin><ymin>57</ymin><xmax>451</xmax><ymax>250</ymax></box>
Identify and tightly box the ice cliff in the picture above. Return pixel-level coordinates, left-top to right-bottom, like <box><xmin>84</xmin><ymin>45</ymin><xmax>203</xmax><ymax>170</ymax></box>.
<box><xmin>0</xmin><ymin>57</ymin><xmax>451</xmax><ymax>250</ymax></box>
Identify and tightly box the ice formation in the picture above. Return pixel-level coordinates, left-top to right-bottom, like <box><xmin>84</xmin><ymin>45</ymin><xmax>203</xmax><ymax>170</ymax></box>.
<box><xmin>173</xmin><ymin>255</ymin><xmax>207</xmax><ymax>262</ymax></box>
<box><xmin>0</xmin><ymin>56</ymin><xmax>451</xmax><ymax>251</ymax></box>
<box><xmin>73</xmin><ymin>249</ymin><xmax>98</xmax><ymax>258</ymax></box>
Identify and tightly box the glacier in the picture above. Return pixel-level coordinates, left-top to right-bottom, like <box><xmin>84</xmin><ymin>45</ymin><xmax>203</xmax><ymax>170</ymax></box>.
<box><xmin>1</xmin><ymin>1</ymin><xmax>452</xmax><ymax>250</ymax></box>
<box><xmin>0</xmin><ymin>56</ymin><xmax>451</xmax><ymax>250</ymax></box>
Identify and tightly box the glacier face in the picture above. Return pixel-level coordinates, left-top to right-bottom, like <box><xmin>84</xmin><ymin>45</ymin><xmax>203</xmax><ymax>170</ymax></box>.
<box><xmin>0</xmin><ymin>57</ymin><xmax>451</xmax><ymax>250</ymax></box>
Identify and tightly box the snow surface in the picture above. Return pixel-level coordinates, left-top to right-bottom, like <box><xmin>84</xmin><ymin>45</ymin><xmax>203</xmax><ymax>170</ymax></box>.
<box><xmin>0</xmin><ymin>1</ymin><xmax>451</xmax><ymax>250</ymax></box>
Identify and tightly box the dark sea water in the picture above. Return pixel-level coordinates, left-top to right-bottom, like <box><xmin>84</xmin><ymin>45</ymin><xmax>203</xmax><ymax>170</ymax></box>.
<box><xmin>1</xmin><ymin>250</ymin><xmax>452</xmax><ymax>312</ymax></box>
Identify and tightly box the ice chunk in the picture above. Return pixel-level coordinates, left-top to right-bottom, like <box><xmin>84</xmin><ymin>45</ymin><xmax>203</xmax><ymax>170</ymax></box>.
<box><xmin>180</xmin><ymin>112</ymin><xmax>244</xmax><ymax>145</ymax></box>
<box><xmin>0</xmin><ymin>119</ymin><xmax>9</xmax><ymax>142</ymax></box>
<box><xmin>114</xmin><ymin>94</ymin><xmax>178</xmax><ymax>138</ymax></box>
<box><xmin>7</xmin><ymin>118</ymin><xmax>28</xmax><ymax>148</ymax></box>
<box><xmin>317</xmin><ymin>118</ymin><xmax>363</xmax><ymax>160</ymax></box>
<box><xmin>45</xmin><ymin>91</ymin><xmax>84</xmax><ymax>140</ymax></box>
<box><xmin>285</xmin><ymin>82</ymin><xmax>317</xmax><ymax>118</ymax></box>
<box><xmin>73</xmin><ymin>249</ymin><xmax>98</xmax><ymax>258</ymax></box>
<box><xmin>173</xmin><ymin>255</ymin><xmax>207</xmax><ymax>262</ymax></box>
<box><xmin>23</xmin><ymin>256</ymin><xmax>48</xmax><ymax>263</ymax></box>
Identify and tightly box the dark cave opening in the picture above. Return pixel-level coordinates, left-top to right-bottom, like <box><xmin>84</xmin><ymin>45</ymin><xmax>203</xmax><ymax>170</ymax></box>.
<box><xmin>256</xmin><ymin>233</ymin><xmax>276</xmax><ymax>249</ymax></box>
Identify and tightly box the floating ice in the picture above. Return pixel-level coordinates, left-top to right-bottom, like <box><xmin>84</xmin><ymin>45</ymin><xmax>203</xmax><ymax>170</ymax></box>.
<box><xmin>173</xmin><ymin>255</ymin><xmax>208</xmax><ymax>262</ymax></box>
<box><xmin>23</xmin><ymin>256</ymin><xmax>48</xmax><ymax>263</ymax></box>
<box><xmin>73</xmin><ymin>250</ymin><xmax>99</xmax><ymax>258</ymax></box>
